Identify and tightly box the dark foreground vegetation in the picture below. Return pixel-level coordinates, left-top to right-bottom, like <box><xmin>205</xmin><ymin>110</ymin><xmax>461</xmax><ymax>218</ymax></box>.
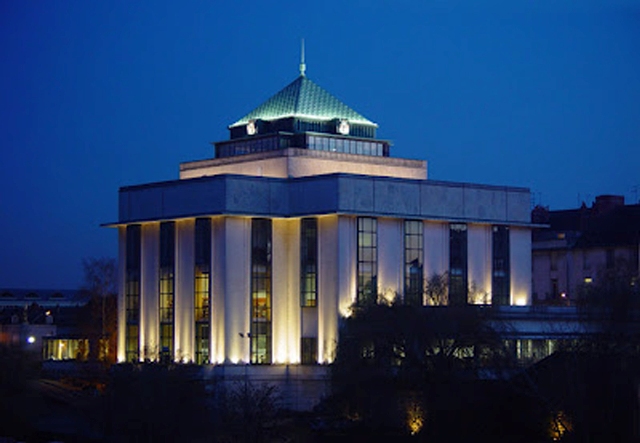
<box><xmin>2</xmin><ymin>265</ymin><xmax>639</xmax><ymax>441</ymax></box>
<box><xmin>1</xmin><ymin>338</ymin><xmax>640</xmax><ymax>442</ymax></box>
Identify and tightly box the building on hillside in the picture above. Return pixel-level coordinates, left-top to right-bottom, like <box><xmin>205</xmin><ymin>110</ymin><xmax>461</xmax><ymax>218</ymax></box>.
<box><xmin>532</xmin><ymin>195</ymin><xmax>640</xmax><ymax>305</ymax></box>
<box><xmin>107</xmin><ymin>62</ymin><xmax>536</xmax><ymax>370</ymax></box>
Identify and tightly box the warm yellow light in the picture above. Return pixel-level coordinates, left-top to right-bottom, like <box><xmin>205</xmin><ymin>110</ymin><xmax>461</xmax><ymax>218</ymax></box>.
<box><xmin>548</xmin><ymin>411</ymin><xmax>572</xmax><ymax>441</ymax></box>
<box><xmin>339</xmin><ymin>305</ymin><xmax>353</xmax><ymax>318</ymax></box>
<box><xmin>513</xmin><ymin>293</ymin><xmax>528</xmax><ymax>306</ymax></box>
<box><xmin>405</xmin><ymin>400</ymin><xmax>425</xmax><ymax>435</ymax></box>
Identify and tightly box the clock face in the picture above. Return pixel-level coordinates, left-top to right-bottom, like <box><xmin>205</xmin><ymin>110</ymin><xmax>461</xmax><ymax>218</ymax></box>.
<box><xmin>246</xmin><ymin>120</ymin><xmax>257</xmax><ymax>135</ymax></box>
<box><xmin>337</xmin><ymin>120</ymin><xmax>350</xmax><ymax>135</ymax></box>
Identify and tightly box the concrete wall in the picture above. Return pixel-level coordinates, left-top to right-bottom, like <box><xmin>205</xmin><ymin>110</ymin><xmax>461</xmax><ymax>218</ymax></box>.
<box><xmin>378</xmin><ymin>217</ymin><xmax>403</xmax><ymax>301</ymax></box>
<box><xmin>467</xmin><ymin>224</ymin><xmax>492</xmax><ymax>304</ymax></box>
<box><xmin>272</xmin><ymin>218</ymin><xmax>301</xmax><ymax>364</ymax></box>
<box><xmin>117</xmin><ymin>227</ymin><xmax>126</xmax><ymax>362</ymax></box>
<box><xmin>423</xmin><ymin>221</ymin><xmax>449</xmax><ymax>283</ymax></box>
<box><xmin>180</xmin><ymin>148</ymin><xmax>427</xmax><ymax>181</ymax></box>
<box><xmin>532</xmin><ymin>245</ymin><xmax>639</xmax><ymax>302</ymax></box>
<box><xmin>118</xmin><ymin>174</ymin><xmax>531</xmax><ymax>226</ymax></box>
<box><xmin>222</xmin><ymin>217</ymin><xmax>251</xmax><ymax>364</ymax></box>
<box><xmin>211</xmin><ymin>217</ymin><xmax>226</xmax><ymax>363</ymax></box>
<box><xmin>140</xmin><ymin>223</ymin><xmax>159</xmax><ymax>361</ymax></box>
<box><xmin>175</xmin><ymin>219</ymin><xmax>194</xmax><ymax>361</ymax></box>
<box><xmin>510</xmin><ymin>227</ymin><xmax>532</xmax><ymax>306</ymax></box>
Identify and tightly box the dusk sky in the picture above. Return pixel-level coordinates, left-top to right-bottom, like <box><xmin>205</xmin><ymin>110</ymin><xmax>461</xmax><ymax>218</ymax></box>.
<box><xmin>1</xmin><ymin>1</ymin><xmax>639</xmax><ymax>289</ymax></box>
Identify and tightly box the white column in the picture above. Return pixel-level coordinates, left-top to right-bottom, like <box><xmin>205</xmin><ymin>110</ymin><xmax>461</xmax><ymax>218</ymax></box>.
<box><xmin>140</xmin><ymin>223</ymin><xmax>159</xmax><ymax>361</ymax></box>
<box><xmin>117</xmin><ymin>226</ymin><xmax>126</xmax><ymax>363</ymax></box>
<box><xmin>510</xmin><ymin>227</ymin><xmax>532</xmax><ymax>305</ymax></box>
<box><xmin>175</xmin><ymin>219</ymin><xmax>195</xmax><ymax>362</ymax></box>
<box><xmin>423</xmin><ymin>221</ymin><xmax>449</xmax><ymax>280</ymax></box>
<box><xmin>211</xmin><ymin>217</ymin><xmax>226</xmax><ymax>364</ymax></box>
<box><xmin>377</xmin><ymin>218</ymin><xmax>403</xmax><ymax>302</ymax></box>
<box><xmin>337</xmin><ymin>216</ymin><xmax>357</xmax><ymax>317</ymax></box>
<box><xmin>272</xmin><ymin>218</ymin><xmax>301</xmax><ymax>364</ymax></box>
<box><xmin>223</xmin><ymin>217</ymin><xmax>251</xmax><ymax>364</ymax></box>
<box><xmin>467</xmin><ymin>224</ymin><xmax>492</xmax><ymax>304</ymax></box>
<box><xmin>317</xmin><ymin>215</ymin><xmax>356</xmax><ymax>364</ymax></box>
<box><xmin>318</xmin><ymin>215</ymin><xmax>338</xmax><ymax>364</ymax></box>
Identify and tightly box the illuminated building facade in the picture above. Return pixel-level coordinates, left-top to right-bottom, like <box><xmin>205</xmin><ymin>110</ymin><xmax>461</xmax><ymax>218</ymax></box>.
<box><xmin>111</xmin><ymin>67</ymin><xmax>534</xmax><ymax>367</ymax></box>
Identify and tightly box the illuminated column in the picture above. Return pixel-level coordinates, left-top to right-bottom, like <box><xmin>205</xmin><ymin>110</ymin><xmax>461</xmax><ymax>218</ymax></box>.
<box><xmin>377</xmin><ymin>217</ymin><xmax>403</xmax><ymax>302</ymax></box>
<box><xmin>223</xmin><ymin>217</ymin><xmax>251</xmax><ymax>363</ymax></box>
<box><xmin>211</xmin><ymin>217</ymin><xmax>226</xmax><ymax>364</ymax></box>
<box><xmin>141</xmin><ymin>223</ymin><xmax>159</xmax><ymax>361</ymax></box>
<box><xmin>423</xmin><ymin>221</ymin><xmax>449</xmax><ymax>280</ymax></box>
<box><xmin>467</xmin><ymin>224</ymin><xmax>492</xmax><ymax>304</ymax></box>
<box><xmin>117</xmin><ymin>226</ymin><xmax>126</xmax><ymax>362</ymax></box>
<box><xmin>318</xmin><ymin>215</ymin><xmax>338</xmax><ymax>364</ymax></box>
<box><xmin>510</xmin><ymin>227</ymin><xmax>532</xmax><ymax>305</ymax></box>
<box><xmin>175</xmin><ymin>219</ymin><xmax>195</xmax><ymax>362</ymax></box>
<box><xmin>337</xmin><ymin>216</ymin><xmax>357</xmax><ymax>317</ymax></box>
<box><xmin>318</xmin><ymin>215</ymin><xmax>356</xmax><ymax>364</ymax></box>
<box><xmin>272</xmin><ymin>218</ymin><xmax>301</xmax><ymax>364</ymax></box>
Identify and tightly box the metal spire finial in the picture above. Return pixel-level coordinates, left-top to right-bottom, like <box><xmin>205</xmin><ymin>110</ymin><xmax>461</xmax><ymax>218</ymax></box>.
<box><xmin>299</xmin><ymin>38</ymin><xmax>306</xmax><ymax>77</ymax></box>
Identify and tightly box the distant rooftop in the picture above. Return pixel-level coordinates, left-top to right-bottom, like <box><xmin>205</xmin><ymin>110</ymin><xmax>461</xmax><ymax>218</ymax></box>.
<box><xmin>0</xmin><ymin>288</ymin><xmax>88</xmax><ymax>307</ymax></box>
<box><xmin>532</xmin><ymin>195</ymin><xmax>640</xmax><ymax>248</ymax></box>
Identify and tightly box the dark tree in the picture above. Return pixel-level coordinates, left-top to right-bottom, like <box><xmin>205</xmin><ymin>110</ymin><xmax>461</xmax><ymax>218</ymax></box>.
<box><xmin>80</xmin><ymin>257</ymin><xmax>118</xmax><ymax>362</ymax></box>
<box><xmin>327</xmin><ymin>301</ymin><xmax>518</xmax><ymax>437</ymax></box>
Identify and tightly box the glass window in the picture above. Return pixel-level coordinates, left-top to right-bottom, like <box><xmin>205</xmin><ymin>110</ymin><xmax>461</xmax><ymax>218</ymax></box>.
<box><xmin>125</xmin><ymin>224</ymin><xmax>141</xmax><ymax>362</ymax></box>
<box><xmin>300</xmin><ymin>218</ymin><xmax>318</xmax><ymax>307</ymax></box>
<box><xmin>194</xmin><ymin>218</ymin><xmax>211</xmax><ymax>364</ymax></box>
<box><xmin>492</xmin><ymin>226</ymin><xmax>510</xmax><ymax>305</ymax></box>
<box><xmin>404</xmin><ymin>220</ymin><xmax>424</xmax><ymax>306</ymax></box>
<box><xmin>357</xmin><ymin>217</ymin><xmax>377</xmax><ymax>305</ymax></box>
<box><xmin>251</xmin><ymin>218</ymin><xmax>272</xmax><ymax>364</ymax></box>
<box><xmin>449</xmin><ymin>224</ymin><xmax>468</xmax><ymax>306</ymax></box>
<box><xmin>159</xmin><ymin>222</ymin><xmax>175</xmax><ymax>362</ymax></box>
<box><xmin>301</xmin><ymin>337</ymin><xmax>318</xmax><ymax>365</ymax></box>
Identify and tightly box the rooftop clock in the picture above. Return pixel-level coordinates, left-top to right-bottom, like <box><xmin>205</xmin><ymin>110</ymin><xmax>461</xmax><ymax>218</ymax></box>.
<box><xmin>337</xmin><ymin>119</ymin><xmax>350</xmax><ymax>135</ymax></box>
<box><xmin>246</xmin><ymin>120</ymin><xmax>257</xmax><ymax>136</ymax></box>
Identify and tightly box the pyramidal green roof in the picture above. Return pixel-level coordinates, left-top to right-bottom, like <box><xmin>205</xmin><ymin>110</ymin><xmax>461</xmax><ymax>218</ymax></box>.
<box><xmin>229</xmin><ymin>75</ymin><xmax>377</xmax><ymax>128</ymax></box>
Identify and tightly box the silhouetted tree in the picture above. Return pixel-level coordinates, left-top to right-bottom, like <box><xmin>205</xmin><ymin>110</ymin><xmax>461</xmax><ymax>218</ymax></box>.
<box><xmin>80</xmin><ymin>257</ymin><xmax>117</xmax><ymax>362</ymax></box>
<box><xmin>328</xmin><ymin>301</ymin><xmax>517</xmax><ymax>436</ymax></box>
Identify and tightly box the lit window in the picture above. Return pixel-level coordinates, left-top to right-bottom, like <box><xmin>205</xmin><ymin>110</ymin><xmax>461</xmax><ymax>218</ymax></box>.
<box><xmin>404</xmin><ymin>220</ymin><xmax>423</xmax><ymax>306</ymax></box>
<box><xmin>300</xmin><ymin>218</ymin><xmax>318</xmax><ymax>307</ymax></box>
<box><xmin>449</xmin><ymin>224</ymin><xmax>468</xmax><ymax>306</ymax></box>
<box><xmin>357</xmin><ymin>217</ymin><xmax>377</xmax><ymax>305</ymax></box>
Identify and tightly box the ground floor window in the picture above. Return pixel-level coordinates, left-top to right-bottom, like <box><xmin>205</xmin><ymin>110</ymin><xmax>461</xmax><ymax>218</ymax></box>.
<box><xmin>43</xmin><ymin>338</ymin><xmax>89</xmax><ymax>361</ymax></box>
<box><xmin>301</xmin><ymin>337</ymin><xmax>318</xmax><ymax>365</ymax></box>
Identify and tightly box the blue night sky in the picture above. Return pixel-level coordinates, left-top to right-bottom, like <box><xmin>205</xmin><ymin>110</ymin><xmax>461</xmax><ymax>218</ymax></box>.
<box><xmin>1</xmin><ymin>1</ymin><xmax>639</xmax><ymax>289</ymax></box>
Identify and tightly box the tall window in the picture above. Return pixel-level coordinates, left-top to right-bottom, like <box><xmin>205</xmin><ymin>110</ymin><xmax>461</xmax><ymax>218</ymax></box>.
<box><xmin>404</xmin><ymin>220</ymin><xmax>424</xmax><ymax>306</ymax></box>
<box><xmin>194</xmin><ymin>218</ymin><xmax>211</xmax><ymax>364</ymax></box>
<box><xmin>449</xmin><ymin>223</ymin><xmax>468</xmax><ymax>306</ymax></box>
<box><xmin>300</xmin><ymin>218</ymin><xmax>318</xmax><ymax>307</ymax></box>
<box><xmin>159</xmin><ymin>222</ymin><xmax>175</xmax><ymax>362</ymax></box>
<box><xmin>492</xmin><ymin>225</ymin><xmax>510</xmax><ymax>305</ymax></box>
<box><xmin>251</xmin><ymin>218</ymin><xmax>272</xmax><ymax>364</ymax></box>
<box><xmin>301</xmin><ymin>337</ymin><xmax>318</xmax><ymax>365</ymax></box>
<box><xmin>357</xmin><ymin>217</ymin><xmax>377</xmax><ymax>305</ymax></box>
<box><xmin>125</xmin><ymin>225</ymin><xmax>141</xmax><ymax>362</ymax></box>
